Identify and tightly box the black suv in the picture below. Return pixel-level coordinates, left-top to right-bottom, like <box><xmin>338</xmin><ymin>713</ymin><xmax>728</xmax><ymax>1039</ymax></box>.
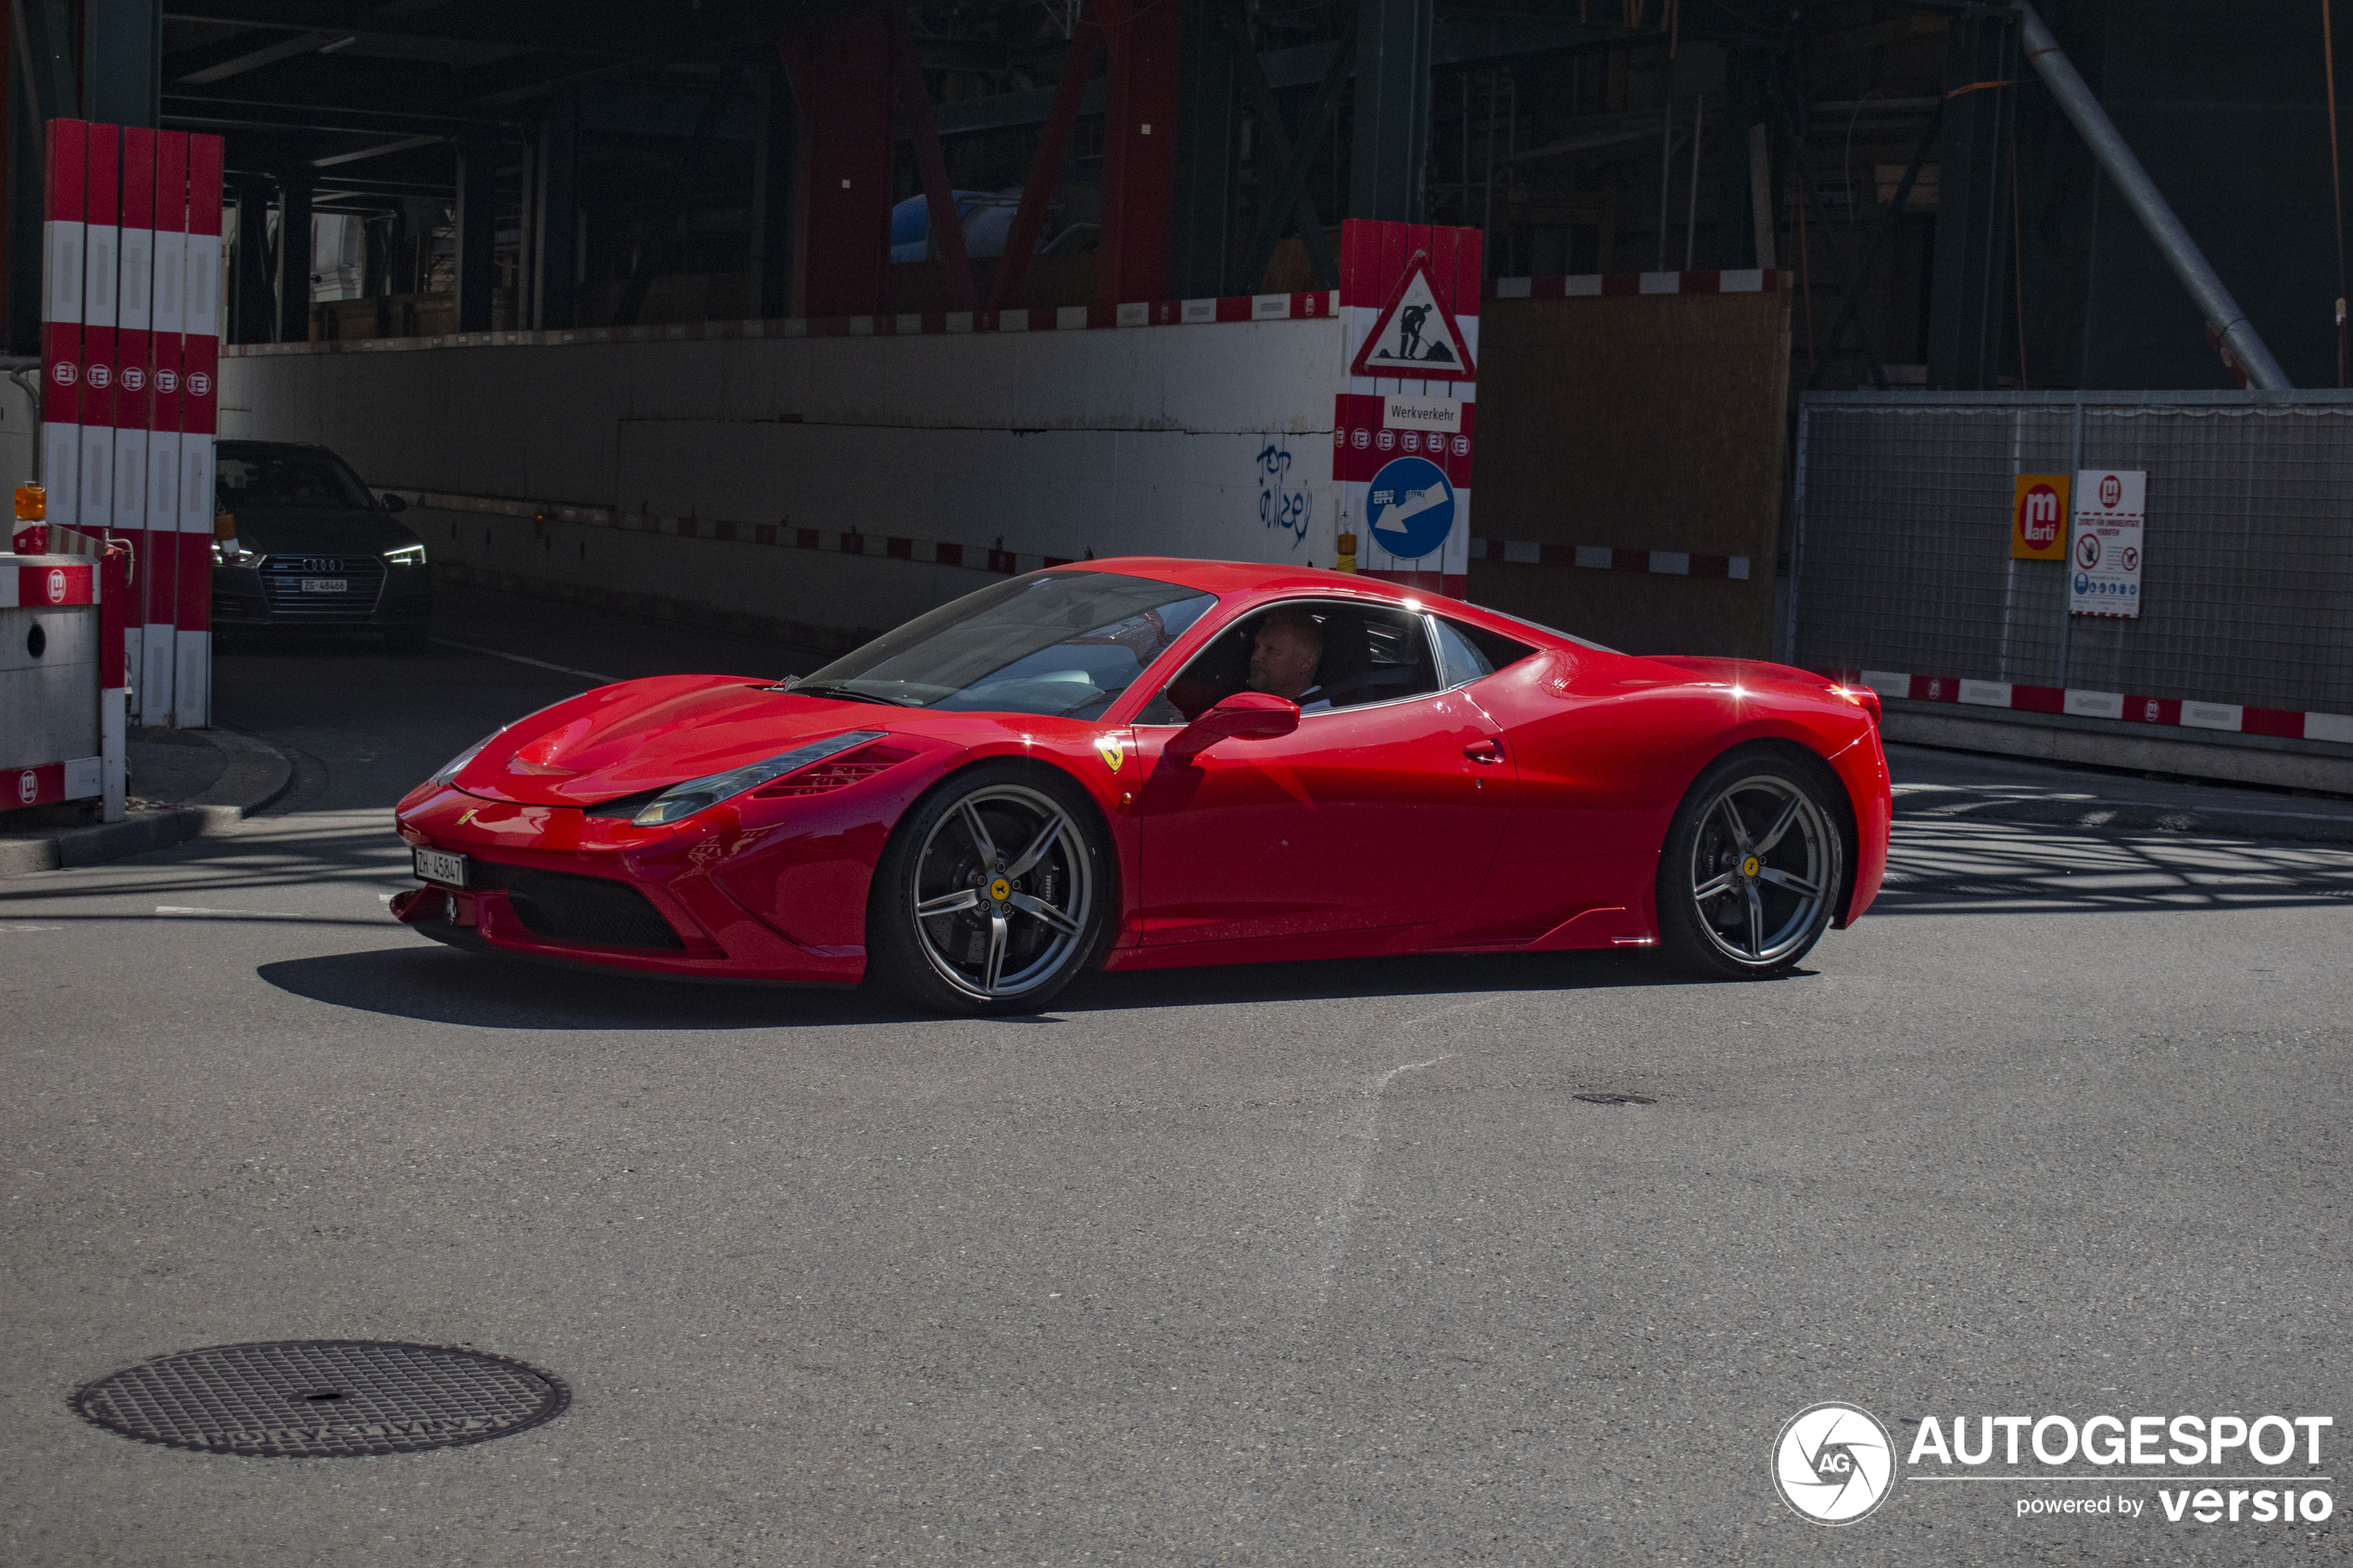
<box><xmin>210</xmin><ymin>440</ymin><xmax>434</xmax><ymax>652</ymax></box>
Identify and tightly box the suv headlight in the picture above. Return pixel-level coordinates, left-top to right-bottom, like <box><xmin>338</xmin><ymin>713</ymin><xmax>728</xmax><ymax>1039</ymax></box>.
<box><xmin>634</xmin><ymin>731</ymin><xmax>888</xmax><ymax>825</ymax></box>
<box><xmin>384</xmin><ymin>543</ymin><xmax>428</xmax><ymax>566</ymax></box>
<box><xmin>211</xmin><ymin>540</ymin><xmax>258</xmax><ymax>568</ymax></box>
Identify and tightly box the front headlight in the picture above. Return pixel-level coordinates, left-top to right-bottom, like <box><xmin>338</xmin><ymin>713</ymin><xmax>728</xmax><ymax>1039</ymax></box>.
<box><xmin>211</xmin><ymin>540</ymin><xmax>259</xmax><ymax>567</ymax></box>
<box><xmin>633</xmin><ymin>731</ymin><xmax>888</xmax><ymax>825</ymax></box>
<box><xmin>384</xmin><ymin>543</ymin><xmax>428</xmax><ymax>566</ymax></box>
<box><xmin>432</xmin><ymin>734</ymin><xmax>497</xmax><ymax>784</ymax></box>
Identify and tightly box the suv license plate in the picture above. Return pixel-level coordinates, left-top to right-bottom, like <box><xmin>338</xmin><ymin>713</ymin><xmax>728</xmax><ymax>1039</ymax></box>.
<box><xmin>413</xmin><ymin>847</ymin><xmax>467</xmax><ymax>887</ymax></box>
<box><xmin>301</xmin><ymin>578</ymin><xmax>348</xmax><ymax>593</ymax></box>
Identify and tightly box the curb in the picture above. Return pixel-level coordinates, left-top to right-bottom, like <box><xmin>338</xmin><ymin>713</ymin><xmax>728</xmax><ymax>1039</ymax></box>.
<box><xmin>0</xmin><ymin>729</ymin><xmax>296</xmax><ymax>877</ymax></box>
<box><xmin>1893</xmin><ymin>784</ymin><xmax>2353</xmax><ymax>844</ymax></box>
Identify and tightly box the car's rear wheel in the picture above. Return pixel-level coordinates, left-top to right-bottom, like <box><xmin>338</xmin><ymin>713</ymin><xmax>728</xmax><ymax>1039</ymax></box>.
<box><xmin>867</xmin><ymin>763</ymin><xmax>1109</xmax><ymax>1015</ymax></box>
<box><xmin>1656</xmin><ymin>750</ymin><xmax>1844</xmax><ymax>980</ymax></box>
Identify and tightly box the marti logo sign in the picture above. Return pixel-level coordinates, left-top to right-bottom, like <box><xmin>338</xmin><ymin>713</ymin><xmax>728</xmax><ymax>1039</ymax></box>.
<box><xmin>1776</xmin><ymin>1405</ymin><xmax>2337</xmax><ymax>1527</ymax></box>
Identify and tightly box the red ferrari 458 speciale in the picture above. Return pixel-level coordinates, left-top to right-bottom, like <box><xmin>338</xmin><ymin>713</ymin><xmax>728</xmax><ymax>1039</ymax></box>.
<box><xmin>393</xmin><ymin>558</ymin><xmax>1891</xmax><ymax>1013</ymax></box>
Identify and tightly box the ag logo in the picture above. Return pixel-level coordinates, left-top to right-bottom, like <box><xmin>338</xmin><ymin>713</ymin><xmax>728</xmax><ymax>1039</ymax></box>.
<box><xmin>46</xmin><ymin>568</ymin><xmax>68</xmax><ymax>603</ymax></box>
<box><xmin>17</xmin><ymin>770</ymin><xmax>36</xmax><ymax>805</ymax></box>
<box><xmin>121</xmin><ymin>366</ymin><xmax>145</xmax><ymax>392</ymax></box>
<box><xmin>86</xmin><ymin>362</ymin><xmax>112</xmax><ymax>389</ymax></box>
<box><xmin>51</xmin><ymin>360</ymin><xmax>76</xmax><ymax>386</ymax></box>
<box><xmin>1773</xmin><ymin>1402</ymin><xmax>1894</xmax><ymax>1525</ymax></box>
<box><xmin>157</xmin><ymin>369</ymin><xmax>180</xmax><ymax>394</ymax></box>
<box><xmin>186</xmin><ymin>371</ymin><xmax>213</xmax><ymax>397</ymax></box>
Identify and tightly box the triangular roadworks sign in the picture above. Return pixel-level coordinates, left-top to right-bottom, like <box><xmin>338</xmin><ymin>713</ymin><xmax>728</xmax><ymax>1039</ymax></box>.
<box><xmin>1349</xmin><ymin>251</ymin><xmax>1477</xmax><ymax>382</ymax></box>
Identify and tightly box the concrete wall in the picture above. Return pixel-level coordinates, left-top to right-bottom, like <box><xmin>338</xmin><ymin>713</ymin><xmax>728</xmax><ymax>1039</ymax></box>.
<box><xmin>220</xmin><ymin>321</ymin><xmax>1348</xmax><ymax>642</ymax></box>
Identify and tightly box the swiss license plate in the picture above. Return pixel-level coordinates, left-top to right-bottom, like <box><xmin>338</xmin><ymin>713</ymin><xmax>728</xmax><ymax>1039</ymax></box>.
<box><xmin>300</xmin><ymin>577</ymin><xmax>348</xmax><ymax>593</ymax></box>
<box><xmin>413</xmin><ymin>847</ymin><xmax>467</xmax><ymax>887</ymax></box>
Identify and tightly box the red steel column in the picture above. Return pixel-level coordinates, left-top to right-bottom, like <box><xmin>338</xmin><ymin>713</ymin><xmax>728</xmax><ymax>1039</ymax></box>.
<box><xmin>80</xmin><ymin>123</ymin><xmax>120</xmax><ymax>548</ymax></box>
<box><xmin>1094</xmin><ymin>0</ymin><xmax>1180</xmax><ymax>309</ymax></box>
<box><xmin>37</xmin><ymin>119</ymin><xmax>86</xmax><ymax>541</ymax></box>
<box><xmin>778</xmin><ymin>16</ymin><xmax>893</xmax><ymax>320</ymax></box>
<box><xmin>145</xmin><ymin>131</ymin><xmax>189</xmax><ymax>720</ymax></box>
<box><xmin>176</xmin><ymin>133</ymin><xmax>223</xmax><ymax>728</ymax></box>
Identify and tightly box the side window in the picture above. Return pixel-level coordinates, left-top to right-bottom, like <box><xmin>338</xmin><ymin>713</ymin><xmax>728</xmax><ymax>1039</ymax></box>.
<box><xmin>1429</xmin><ymin>615</ymin><xmax>1536</xmax><ymax>688</ymax></box>
<box><xmin>1140</xmin><ymin>599</ymin><xmax>1441</xmax><ymax>721</ymax></box>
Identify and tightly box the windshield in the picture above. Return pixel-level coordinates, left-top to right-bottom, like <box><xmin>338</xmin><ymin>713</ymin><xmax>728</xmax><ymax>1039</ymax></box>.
<box><xmin>216</xmin><ymin>444</ymin><xmax>376</xmax><ymax>510</ymax></box>
<box><xmin>794</xmin><ymin>571</ymin><xmax>1218</xmax><ymax>720</ymax></box>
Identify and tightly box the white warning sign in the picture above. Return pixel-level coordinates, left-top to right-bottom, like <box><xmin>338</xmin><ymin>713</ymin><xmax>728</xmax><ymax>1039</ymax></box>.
<box><xmin>2069</xmin><ymin>468</ymin><xmax>2145</xmax><ymax>619</ymax></box>
<box><xmin>1350</xmin><ymin>255</ymin><xmax>1477</xmax><ymax>382</ymax></box>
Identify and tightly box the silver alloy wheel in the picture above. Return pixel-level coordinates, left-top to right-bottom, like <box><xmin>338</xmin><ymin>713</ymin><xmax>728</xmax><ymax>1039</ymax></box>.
<box><xmin>909</xmin><ymin>783</ymin><xmax>1094</xmax><ymax>1002</ymax></box>
<box><xmin>1687</xmin><ymin>772</ymin><xmax>1834</xmax><ymax>966</ymax></box>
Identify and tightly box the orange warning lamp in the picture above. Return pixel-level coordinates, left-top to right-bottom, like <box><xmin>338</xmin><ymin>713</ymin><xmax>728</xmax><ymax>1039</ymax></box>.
<box><xmin>1335</xmin><ymin>529</ymin><xmax>1358</xmax><ymax>572</ymax></box>
<box><xmin>15</xmin><ymin>483</ymin><xmax>45</xmax><ymax>521</ymax></box>
<box><xmin>214</xmin><ymin>509</ymin><xmax>238</xmax><ymax>540</ymax></box>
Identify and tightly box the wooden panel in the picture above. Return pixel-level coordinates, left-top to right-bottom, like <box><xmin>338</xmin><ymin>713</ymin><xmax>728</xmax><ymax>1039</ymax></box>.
<box><xmin>1468</xmin><ymin>283</ymin><xmax>1792</xmax><ymax>657</ymax></box>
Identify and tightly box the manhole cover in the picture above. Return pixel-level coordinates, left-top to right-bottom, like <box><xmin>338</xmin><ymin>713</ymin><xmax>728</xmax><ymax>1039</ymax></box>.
<box><xmin>72</xmin><ymin>1340</ymin><xmax>569</xmax><ymax>1458</ymax></box>
<box><xmin>1573</xmin><ymin>1092</ymin><xmax>1656</xmax><ymax>1106</ymax></box>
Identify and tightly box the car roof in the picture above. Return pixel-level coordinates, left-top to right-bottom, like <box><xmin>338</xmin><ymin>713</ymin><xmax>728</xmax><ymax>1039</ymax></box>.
<box><xmin>1052</xmin><ymin>556</ymin><xmax>1588</xmax><ymax>649</ymax></box>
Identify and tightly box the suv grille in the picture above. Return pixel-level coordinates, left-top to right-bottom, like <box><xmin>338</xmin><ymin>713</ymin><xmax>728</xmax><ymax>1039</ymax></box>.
<box><xmin>472</xmin><ymin>863</ymin><xmax>686</xmax><ymax>951</ymax></box>
<box><xmin>259</xmin><ymin>554</ymin><xmax>386</xmax><ymax>617</ymax></box>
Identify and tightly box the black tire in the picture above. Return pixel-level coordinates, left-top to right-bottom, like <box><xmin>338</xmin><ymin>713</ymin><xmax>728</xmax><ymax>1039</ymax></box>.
<box><xmin>865</xmin><ymin>760</ymin><xmax>1112</xmax><ymax>1015</ymax></box>
<box><xmin>1655</xmin><ymin>747</ymin><xmax>1846</xmax><ymax>980</ymax></box>
<box><xmin>384</xmin><ymin>621</ymin><xmax>432</xmax><ymax>655</ymax></box>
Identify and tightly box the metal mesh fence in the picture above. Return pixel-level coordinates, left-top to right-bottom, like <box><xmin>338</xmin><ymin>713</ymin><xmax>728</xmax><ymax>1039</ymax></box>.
<box><xmin>1790</xmin><ymin>392</ymin><xmax>2353</xmax><ymax>718</ymax></box>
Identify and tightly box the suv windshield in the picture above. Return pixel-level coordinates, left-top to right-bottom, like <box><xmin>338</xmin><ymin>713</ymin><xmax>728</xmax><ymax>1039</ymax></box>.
<box><xmin>216</xmin><ymin>444</ymin><xmax>375</xmax><ymax>510</ymax></box>
<box><xmin>793</xmin><ymin>571</ymin><xmax>1217</xmax><ymax>720</ymax></box>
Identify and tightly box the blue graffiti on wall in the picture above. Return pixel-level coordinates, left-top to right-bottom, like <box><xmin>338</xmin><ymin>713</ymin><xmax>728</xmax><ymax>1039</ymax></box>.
<box><xmin>1257</xmin><ymin>440</ymin><xmax>1312</xmax><ymax>547</ymax></box>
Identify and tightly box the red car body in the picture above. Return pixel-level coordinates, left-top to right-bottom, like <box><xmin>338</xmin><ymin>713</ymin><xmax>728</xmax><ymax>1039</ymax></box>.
<box><xmin>393</xmin><ymin>558</ymin><xmax>1890</xmax><ymax>985</ymax></box>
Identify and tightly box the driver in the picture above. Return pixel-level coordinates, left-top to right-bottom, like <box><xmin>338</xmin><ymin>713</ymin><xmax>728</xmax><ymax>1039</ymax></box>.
<box><xmin>1246</xmin><ymin>607</ymin><xmax>1326</xmax><ymax>707</ymax></box>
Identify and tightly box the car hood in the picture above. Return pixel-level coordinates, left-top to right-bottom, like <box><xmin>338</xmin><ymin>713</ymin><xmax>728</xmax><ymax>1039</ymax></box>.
<box><xmin>232</xmin><ymin>508</ymin><xmax>423</xmax><ymax>556</ymax></box>
<box><xmin>452</xmin><ymin>674</ymin><xmax>914</xmax><ymax>807</ymax></box>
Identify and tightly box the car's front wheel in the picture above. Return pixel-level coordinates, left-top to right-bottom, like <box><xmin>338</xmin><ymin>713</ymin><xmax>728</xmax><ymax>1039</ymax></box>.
<box><xmin>1655</xmin><ymin>749</ymin><xmax>1845</xmax><ymax>980</ymax></box>
<box><xmin>866</xmin><ymin>762</ymin><xmax>1111</xmax><ymax>1014</ymax></box>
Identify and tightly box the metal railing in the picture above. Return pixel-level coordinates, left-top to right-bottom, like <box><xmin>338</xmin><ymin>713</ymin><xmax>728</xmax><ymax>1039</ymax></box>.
<box><xmin>1787</xmin><ymin>391</ymin><xmax>2353</xmax><ymax>721</ymax></box>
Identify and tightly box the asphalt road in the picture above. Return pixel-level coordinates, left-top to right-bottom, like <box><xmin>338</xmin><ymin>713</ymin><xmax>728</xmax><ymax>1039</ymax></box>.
<box><xmin>4</xmin><ymin>587</ymin><xmax>2347</xmax><ymax>1567</ymax></box>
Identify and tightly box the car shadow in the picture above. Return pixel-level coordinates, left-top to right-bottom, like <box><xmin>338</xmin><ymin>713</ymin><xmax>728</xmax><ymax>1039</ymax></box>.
<box><xmin>258</xmin><ymin>941</ymin><xmax>1721</xmax><ymax>1032</ymax></box>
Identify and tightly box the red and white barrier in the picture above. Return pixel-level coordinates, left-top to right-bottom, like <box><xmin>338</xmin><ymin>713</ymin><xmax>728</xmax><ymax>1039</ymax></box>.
<box><xmin>176</xmin><ymin>132</ymin><xmax>223</xmax><ymax>729</ymax></box>
<box><xmin>1486</xmin><ymin>269</ymin><xmax>1781</xmax><ymax>300</ymax></box>
<box><xmin>19</xmin><ymin>120</ymin><xmax>220</xmax><ymax>728</ymax></box>
<box><xmin>0</xmin><ymin>552</ymin><xmax>128</xmax><ymax>822</ymax></box>
<box><xmin>40</xmin><ymin>121</ymin><xmax>84</xmax><ymax>533</ymax></box>
<box><xmin>145</xmin><ymin>130</ymin><xmax>191</xmax><ymax>721</ymax></box>
<box><xmin>1828</xmin><ymin>667</ymin><xmax>2353</xmax><ymax>747</ymax></box>
<box><xmin>1469</xmin><ymin>536</ymin><xmax>1752</xmax><ymax>580</ymax></box>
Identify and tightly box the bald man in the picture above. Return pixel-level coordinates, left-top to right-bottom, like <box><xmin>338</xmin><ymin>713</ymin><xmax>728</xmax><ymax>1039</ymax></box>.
<box><xmin>1246</xmin><ymin>607</ymin><xmax>1324</xmax><ymax>705</ymax></box>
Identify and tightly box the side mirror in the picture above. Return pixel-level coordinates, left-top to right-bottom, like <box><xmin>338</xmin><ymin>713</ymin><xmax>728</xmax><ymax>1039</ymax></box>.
<box><xmin>1168</xmin><ymin>692</ymin><xmax>1301</xmax><ymax>759</ymax></box>
<box><xmin>380</xmin><ymin>492</ymin><xmax>409</xmax><ymax>513</ymax></box>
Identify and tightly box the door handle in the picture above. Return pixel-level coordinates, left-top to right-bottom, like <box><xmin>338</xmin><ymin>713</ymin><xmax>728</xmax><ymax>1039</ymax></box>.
<box><xmin>1464</xmin><ymin>738</ymin><xmax>1504</xmax><ymax>764</ymax></box>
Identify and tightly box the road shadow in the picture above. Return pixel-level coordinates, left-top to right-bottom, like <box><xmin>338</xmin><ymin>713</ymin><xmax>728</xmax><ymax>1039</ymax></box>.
<box><xmin>258</xmin><ymin>940</ymin><xmax>1707</xmax><ymax>1032</ymax></box>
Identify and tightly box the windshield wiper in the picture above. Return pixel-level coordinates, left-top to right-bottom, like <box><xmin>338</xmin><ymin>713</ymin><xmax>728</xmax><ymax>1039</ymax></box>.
<box><xmin>786</xmin><ymin>683</ymin><xmax>917</xmax><ymax>708</ymax></box>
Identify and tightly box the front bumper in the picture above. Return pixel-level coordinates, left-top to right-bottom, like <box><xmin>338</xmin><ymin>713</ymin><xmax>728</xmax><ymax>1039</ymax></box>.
<box><xmin>391</xmin><ymin>785</ymin><xmax>872</xmax><ymax>985</ymax></box>
<box><xmin>213</xmin><ymin>559</ymin><xmax>433</xmax><ymax>630</ymax></box>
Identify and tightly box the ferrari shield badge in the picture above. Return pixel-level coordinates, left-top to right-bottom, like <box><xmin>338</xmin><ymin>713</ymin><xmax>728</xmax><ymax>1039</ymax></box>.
<box><xmin>1096</xmin><ymin>736</ymin><xmax>1125</xmax><ymax>772</ymax></box>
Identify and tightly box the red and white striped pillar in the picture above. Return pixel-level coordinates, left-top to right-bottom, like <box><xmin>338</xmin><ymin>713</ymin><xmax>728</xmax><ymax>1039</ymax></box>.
<box><xmin>175</xmin><ymin>133</ymin><xmax>223</xmax><ymax>728</ymax></box>
<box><xmin>1332</xmin><ymin>220</ymin><xmax>1480</xmax><ymax>599</ymax></box>
<box><xmin>36</xmin><ymin>120</ymin><xmax>86</xmax><ymax>541</ymax></box>
<box><xmin>145</xmin><ymin>130</ymin><xmax>189</xmax><ymax>720</ymax></box>
<box><xmin>115</xmin><ymin>127</ymin><xmax>156</xmax><ymax>712</ymax></box>
<box><xmin>80</xmin><ymin>123</ymin><xmax>120</xmax><ymax>553</ymax></box>
<box><xmin>98</xmin><ymin>544</ymin><xmax>130</xmax><ymax>819</ymax></box>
